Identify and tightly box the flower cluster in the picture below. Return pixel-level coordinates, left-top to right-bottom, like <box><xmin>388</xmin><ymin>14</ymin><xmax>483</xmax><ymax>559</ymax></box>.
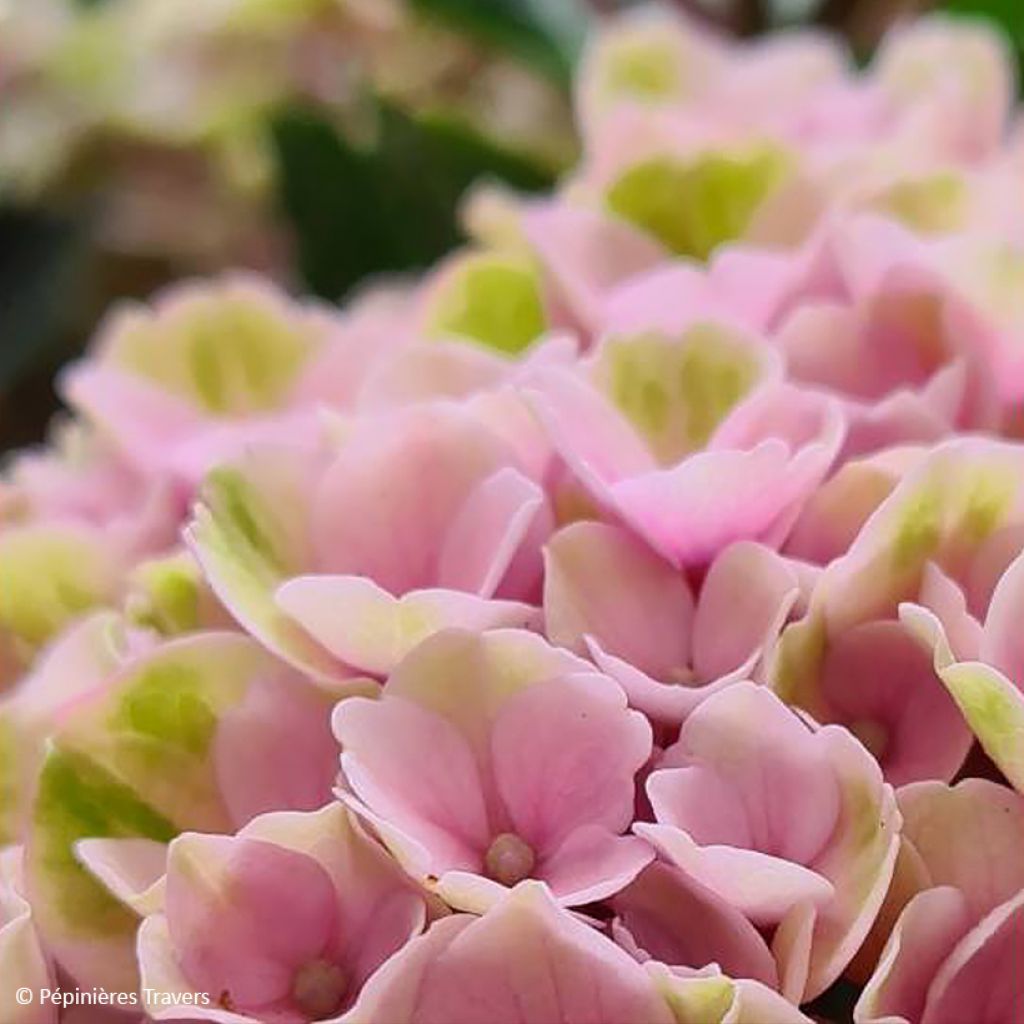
<box><xmin>0</xmin><ymin>0</ymin><xmax>571</xmax><ymax>271</ymax></box>
<box><xmin>2</xmin><ymin>7</ymin><xmax>1024</xmax><ymax>1024</ymax></box>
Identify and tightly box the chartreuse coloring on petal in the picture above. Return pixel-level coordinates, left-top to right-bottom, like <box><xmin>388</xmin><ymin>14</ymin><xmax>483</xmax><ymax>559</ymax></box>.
<box><xmin>104</xmin><ymin>278</ymin><xmax>320</xmax><ymax>415</ymax></box>
<box><xmin>0</xmin><ymin>524</ymin><xmax>119</xmax><ymax>661</ymax></box>
<box><xmin>806</xmin><ymin>443</ymin><xmax>1023</xmax><ymax>634</ymax></box>
<box><xmin>901</xmin><ymin>602</ymin><xmax>1024</xmax><ymax>793</ymax></box>
<box><xmin>24</xmin><ymin>634</ymin><xmax>277</xmax><ymax>993</ymax></box>
<box><xmin>871</xmin><ymin>172</ymin><xmax>969</xmax><ymax>234</ymax></box>
<box><xmin>597</xmin><ymin>32</ymin><xmax>683</xmax><ymax>106</ymax></box>
<box><xmin>884</xmin><ymin>458</ymin><xmax>1016</xmax><ymax>573</ymax></box>
<box><xmin>770</xmin><ymin>613</ymin><xmax>829</xmax><ymax>718</ymax></box>
<box><xmin>187</xmin><ymin>456</ymin><xmax>351</xmax><ymax>679</ymax></box>
<box><xmin>940</xmin><ymin>663</ymin><xmax>1024</xmax><ymax>792</ymax></box>
<box><xmin>594</xmin><ymin>326</ymin><xmax>764</xmax><ymax>464</ymax></box>
<box><xmin>28</xmin><ymin>746</ymin><xmax>177</xmax><ymax>993</ymax></box>
<box><xmin>648</xmin><ymin>962</ymin><xmax>812</xmax><ymax>1024</ymax></box>
<box><xmin>425</xmin><ymin>251</ymin><xmax>548</xmax><ymax>355</ymax></box>
<box><xmin>605</xmin><ymin>146</ymin><xmax>790</xmax><ymax>260</ymax></box>
<box><xmin>0</xmin><ymin>713</ymin><xmax>20</xmax><ymax>845</ymax></box>
<box><xmin>125</xmin><ymin>551</ymin><xmax>207</xmax><ymax>637</ymax></box>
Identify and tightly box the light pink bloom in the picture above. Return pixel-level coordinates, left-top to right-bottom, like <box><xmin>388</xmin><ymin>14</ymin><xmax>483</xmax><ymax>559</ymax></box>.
<box><xmin>718</xmin><ymin>216</ymin><xmax>1002</xmax><ymax>457</ymax></box>
<box><xmin>857</xmin><ymin>779</ymin><xmax>1024</xmax><ymax>1024</ymax></box>
<box><xmin>872</xmin><ymin>15</ymin><xmax>1016</xmax><ymax>162</ymax></box>
<box><xmin>0</xmin><ymin>612</ymin><xmax>152</xmax><ymax>842</ymax></box>
<box><xmin>770</xmin><ymin>439</ymin><xmax>1024</xmax><ymax>784</ymax></box>
<box><xmin>519</xmin><ymin>203</ymin><xmax>667</xmax><ymax>341</ymax></box>
<box><xmin>0</xmin><ymin>846</ymin><xmax>56</xmax><ymax>1024</ymax></box>
<box><xmin>62</xmin><ymin>274</ymin><xmax>373</xmax><ymax>490</ymax></box>
<box><xmin>527</xmin><ymin>354</ymin><xmax>844</xmax><ymax>567</ymax></box>
<box><xmin>188</xmin><ymin>402</ymin><xmax>550</xmax><ymax>679</ymax></box>
<box><xmin>333</xmin><ymin>629</ymin><xmax>653</xmax><ymax>910</ymax></box>
<box><xmin>138</xmin><ymin>804</ymin><xmax>425</xmax><ymax>1022</ymax></box>
<box><xmin>544</xmin><ymin>522</ymin><xmax>799</xmax><ymax>728</ymax></box>
<box><xmin>638</xmin><ymin>683</ymin><xmax>900</xmax><ymax>1002</ymax></box>
<box><xmin>24</xmin><ymin>632</ymin><xmax>341</xmax><ymax>993</ymax></box>
<box><xmin>337</xmin><ymin>881</ymin><xmax>676</xmax><ymax>1024</ymax></box>
<box><xmin>0</xmin><ymin>428</ymin><xmax>180</xmax><ymax>688</ymax></box>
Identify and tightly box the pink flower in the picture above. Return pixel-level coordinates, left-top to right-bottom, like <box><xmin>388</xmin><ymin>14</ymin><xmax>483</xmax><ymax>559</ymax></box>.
<box><xmin>62</xmin><ymin>274</ymin><xmax>369</xmax><ymax>490</ymax></box>
<box><xmin>544</xmin><ymin>522</ymin><xmax>800</xmax><ymax>728</ymax></box>
<box><xmin>337</xmin><ymin>881</ymin><xmax>676</xmax><ymax>1024</ymax></box>
<box><xmin>527</xmin><ymin>355</ymin><xmax>844</xmax><ymax>567</ymax></box>
<box><xmin>138</xmin><ymin>804</ymin><xmax>426</xmax><ymax>1022</ymax></box>
<box><xmin>188</xmin><ymin>402</ymin><xmax>550</xmax><ymax>680</ymax></box>
<box><xmin>857</xmin><ymin>779</ymin><xmax>1024</xmax><ymax>1024</ymax></box>
<box><xmin>333</xmin><ymin>629</ymin><xmax>654</xmax><ymax>910</ymax></box>
<box><xmin>24</xmin><ymin>632</ymin><xmax>340</xmax><ymax>993</ymax></box>
<box><xmin>638</xmin><ymin>683</ymin><xmax>900</xmax><ymax>1002</ymax></box>
<box><xmin>770</xmin><ymin>439</ymin><xmax>1024</xmax><ymax>785</ymax></box>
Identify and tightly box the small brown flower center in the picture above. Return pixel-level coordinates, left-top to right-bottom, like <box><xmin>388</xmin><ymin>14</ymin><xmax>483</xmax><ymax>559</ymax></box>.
<box><xmin>484</xmin><ymin>832</ymin><xmax>536</xmax><ymax>886</ymax></box>
<box><xmin>291</xmin><ymin>959</ymin><xmax>349</xmax><ymax>1020</ymax></box>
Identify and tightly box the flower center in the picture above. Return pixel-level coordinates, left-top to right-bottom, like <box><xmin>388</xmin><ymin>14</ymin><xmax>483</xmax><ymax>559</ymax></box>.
<box><xmin>850</xmin><ymin>718</ymin><xmax>889</xmax><ymax>760</ymax></box>
<box><xmin>291</xmin><ymin>959</ymin><xmax>349</xmax><ymax>1020</ymax></box>
<box><xmin>484</xmin><ymin>832</ymin><xmax>536</xmax><ymax>886</ymax></box>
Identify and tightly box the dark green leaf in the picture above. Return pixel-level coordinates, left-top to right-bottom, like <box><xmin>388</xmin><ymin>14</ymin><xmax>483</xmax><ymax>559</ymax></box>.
<box><xmin>0</xmin><ymin>208</ymin><xmax>87</xmax><ymax>451</ymax></box>
<box><xmin>271</xmin><ymin>103</ymin><xmax>555</xmax><ymax>301</ymax></box>
<box><xmin>945</xmin><ymin>0</ymin><xmax>1024</xmax><ymax>87</ymax></box>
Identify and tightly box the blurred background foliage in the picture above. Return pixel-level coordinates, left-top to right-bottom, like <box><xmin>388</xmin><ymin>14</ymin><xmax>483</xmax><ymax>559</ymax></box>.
<box><xmin>0</xmin><ymin>0</ymin><xmax>1021</xmax><ymax>449</ymax></box>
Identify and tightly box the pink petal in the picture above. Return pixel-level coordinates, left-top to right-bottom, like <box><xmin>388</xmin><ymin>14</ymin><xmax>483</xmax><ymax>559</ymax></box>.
<box><xmin>635</xmin><ymin>823</ymin><xmax>834</xmax><ymax>924</ymax></box>
<box><xmin>921</xmin><ymin>889</ymin><xmax>1024</xmax><ymax>1024</ymax></box>
<box><xmin>334</xmin><ymin>695</ymin><xmax>490</xmax><ymax>877</ymax></box>
<box><xmin>310</xmin><ymin>405</ymin><xmax>518</xmax><ymax>594</ymax></box>
<box><xmin>855</xmin><ymin>887</ymin><xmax>972</xmax><ymax>1024</ymax></box>
<box><xmin>437</xmin><ymin>468</ymin><xmax>549</xmax><ymax>598</ymax></box>
<box><xmin>164</xmin><ymin>834</ymin><xmax>339</xmax><ymax>1009</ymax></box>
<box><xmin>214</xmin><ymin>667</ymin><xmax>340</xmax><ymax>828</ymax></box>
<box><xmin>691</xmin><ymin>541</ymin><xmax>799</xmax><ymax>681</ymax></box>
<box><xmin>490</xmin><ymin>672</ymin><xmax>651</xmax><ymax>851</ymax></box>
<box><xmin>612</xmin><ymin>862</ymin><xmax>778</xmax><ymax>986</ymax></box>
<box><xmin>543</xmin><ymin>521</ymin><xmax>694</xmax><ymax>678</ymax></box>
<box><xmin>337</xmin><ymin>882</ymin><xmax>675</xmax><ymax>1024</ymax></box>
<box><xmin>982</xmin><ymin>549</ymin><xmax>1024</xmax><ymax>688</ymax></box>
<box><xmin>277</xmin><ymin>575</ymin><xmax>537</xmax><ymax>677</ymax></box>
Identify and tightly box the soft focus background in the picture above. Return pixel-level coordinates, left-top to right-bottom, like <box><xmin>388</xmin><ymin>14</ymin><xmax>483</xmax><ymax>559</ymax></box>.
<box><xmin>0</xmin><ymin>0</ymin><xmax>1021</xmax><ymax>451</ymax></box>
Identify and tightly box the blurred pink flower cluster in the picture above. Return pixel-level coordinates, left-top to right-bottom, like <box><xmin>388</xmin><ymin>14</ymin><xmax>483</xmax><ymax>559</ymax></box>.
<box><xmin>0</xmin><ymin>0</ymin><xmax>572</xmax><ymax>274</ymax></box>
<box><xmin>2</xmin><ymin>7</ymin><xmax>1024</xmax><ymax>1023</ymax></box>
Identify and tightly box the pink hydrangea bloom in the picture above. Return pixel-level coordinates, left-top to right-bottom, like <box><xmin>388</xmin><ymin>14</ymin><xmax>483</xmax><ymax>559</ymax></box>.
<box><xmin>856</xmin><ymin>780</ymin><xmax>1024</xmax><ymax>1023</ymax></box>
<box><xmin>3</xmin><ymin>6</ymin><xmax>1024</xmax><ymax>1022</ymax></box>
<box><xmin>137</xmin><ymin>804</ymin><xmax>425</xmax><ymax>1022</ymax></box>
<box><xmin>638</xmin><ymin>683</ymin><xmax>900</xmax><ymax>1002</ymax></box>
<box><xmin>333</xmin><ymin>629</ymin><xmax>654</xmax><ymax>910</ymax></box>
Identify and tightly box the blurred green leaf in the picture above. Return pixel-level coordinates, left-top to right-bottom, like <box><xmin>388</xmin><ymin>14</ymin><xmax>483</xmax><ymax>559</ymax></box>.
<box><xmin>271</xmin><ymin>103</ymin><xmax>555</xmax><ymax>301</ymax></box>
<box><xmin>945</xmin><ymin>0</ymin><xmax>1024</xmax><ymax>86</ymax></box>
<box><xmin>409</xmin><ymin>0</ymin><xmax>590</xmax><ymax>84</ymax></box>
<box><xmin>0</xmin><ymin>208</ymin><xmax>87</xmax><ymax>451</ymax></box>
